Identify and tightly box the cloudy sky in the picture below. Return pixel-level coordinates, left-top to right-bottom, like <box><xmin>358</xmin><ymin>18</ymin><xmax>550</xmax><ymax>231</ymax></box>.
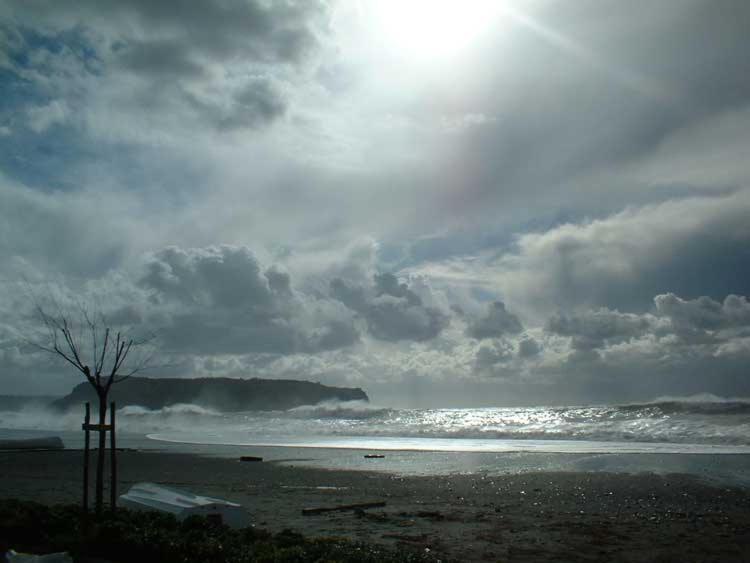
<box><xmin>1</xmin><ymin>0</ymin><xmax>750</xmax><ymax>406</ymax></box>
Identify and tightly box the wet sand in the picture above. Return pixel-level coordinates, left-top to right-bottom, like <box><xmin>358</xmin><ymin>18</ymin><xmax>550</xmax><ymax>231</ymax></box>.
<box><xmin>2</xmin><ymin>450</ymin><xmax>750</xmax><ymax>562</ymax></box>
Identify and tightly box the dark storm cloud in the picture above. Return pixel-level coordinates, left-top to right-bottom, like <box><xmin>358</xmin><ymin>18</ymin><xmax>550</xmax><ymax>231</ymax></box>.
<box><xmin>200</xmin><ymin>77</ymin><xmax>289</xmax><ymax>131</ymax></box>
<box><xmin>3</xmin><ymin>0</ymin><xmax>323</xmax><ymax>65</ymax></box>
<box><xmin>2</xmin><ymin>0</ymin><xmax>750</xmax><ymax>404</ymax></box>
<box><xmin>544</xmin><ymin>292</ymin><xmax>750</xmax><ymax>356</ymax></box>
<box><xmin>330</xmin><ymin>273</ymin><xmax>449</xmax><ymax>342</ymax></box>
<box><xmin>486</xmin><ymin>192</ymin><xmax>750</xmax><ymax>317</ymax></box>
<box><xmin>654</xmin><ymin>293</ymin><xmax>750</xmax><ymax>332</ymax></box>
<box><xmin>141</xmin><ymin>245</ymin><xmax>359</xmax><ymax>355</ymax></box>
<box><xmin>466</xmin><ymin>301</ymin><xmax>523</xmax><ymax>340</ymax></box>
<box><xmin>265</xmin><ymin>267</ymin><xmax>292</xmax><ymax>296</ymax></box>
<box><xmin>474</xmin><ymin>340</ymin><xmax>514</xmax><ymax>375</ymax></box>
<box><xmin>523</xmin><ymin>289</ymin><xmax>750</xmax><ymax>403</ymax></box>
<box><xmin>546</xmin><ymin>309</ymin><xmax>652</xmax><ymax>351</ymax></box>
<box><xmin>517</xmin><ymin>337</ymin><xmax>541</xmax><ymax>358</ymax></box>
<box><xmin>365</xmin><ymin>295</ymin><xmax>448</xmax><ymax>342</ymax></box>
<box><xmin>142</xmin><ymin>246</ymin><xmax>274</xmax><ymax>309</ymax></box>
<box><xmin>114</xmin><ymin>39</ymin><xmax>208</xmax><ymax>80</ymax></box>
<box><xmin>1</xmin><ymin>0</ymin><xmax>327</xmax><ymax>134</ymax></box>
<box><xmin>329</xmin><ymin>278</ymin><xmax>368</xmax><ymax>311</ymax></box>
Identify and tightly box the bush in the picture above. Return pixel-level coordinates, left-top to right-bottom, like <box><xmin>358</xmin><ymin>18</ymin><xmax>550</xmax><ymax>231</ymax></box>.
<box><xmin>0</xmin><ymin>500</ymin><xmax>443</xmax><ymax>563</ymax></box>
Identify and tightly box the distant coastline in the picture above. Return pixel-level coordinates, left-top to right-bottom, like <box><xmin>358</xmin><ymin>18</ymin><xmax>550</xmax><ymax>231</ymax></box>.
<box><xmin>0</xmin><ymin>395</ymin><xmax>61</xmax><ymax>412</ymax></box>
<box><xmin>51</xmin><ymin>376</ymin><xmax>369</xmax><ymax>412</ymax></box>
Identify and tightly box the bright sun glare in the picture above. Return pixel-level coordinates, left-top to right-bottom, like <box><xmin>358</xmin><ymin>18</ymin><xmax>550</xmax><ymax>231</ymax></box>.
<box><xmin>372</xmin><ymin>0</ymin><xmax>501</xmax><ymax>60</ymax></box>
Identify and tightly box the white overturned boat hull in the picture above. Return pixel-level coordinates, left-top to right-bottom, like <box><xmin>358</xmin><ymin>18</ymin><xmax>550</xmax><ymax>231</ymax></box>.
<box><xmin>119</xmin><ymin>482</ymin><xmax>251</xmax><ymax>529</ymax></box>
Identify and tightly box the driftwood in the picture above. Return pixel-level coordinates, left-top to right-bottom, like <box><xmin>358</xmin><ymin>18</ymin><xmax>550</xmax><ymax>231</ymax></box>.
<box><xmin>239</xmin><ymin>456</ymin><xmax>263</xmax><ymax>462</ymax></box>
<box><xmin>302</xmin><ymin>501</ymin><xmax>386</xmax><ymax>516</ymax></box>
<box><xmin>381</xmin><ymin>533</ymin><xmax>430</xmax><ymax>543</ymax></box>
<box><xmin>415</xmin><ymin>510</ymin><xmax>445</xmax><ymax>520</ymax></box>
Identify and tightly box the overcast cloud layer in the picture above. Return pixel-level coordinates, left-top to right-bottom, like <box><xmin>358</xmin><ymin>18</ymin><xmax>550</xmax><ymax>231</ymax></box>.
<box><xmin>1</xmin><ymin>0</ymin><xmax>749</xmax><ymax>406</ymax></box>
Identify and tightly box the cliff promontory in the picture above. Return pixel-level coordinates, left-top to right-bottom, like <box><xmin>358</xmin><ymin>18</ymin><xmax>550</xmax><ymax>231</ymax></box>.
<box><xmin>51</xmin><ymin>377</ymin><xmax>368</xmax><ymax>412</ymax></box>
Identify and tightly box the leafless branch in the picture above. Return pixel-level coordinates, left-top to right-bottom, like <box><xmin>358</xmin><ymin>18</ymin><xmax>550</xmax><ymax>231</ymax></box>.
<box><xmin>31</xmin><ymin>295</ymin><xmax>156</xmax><ymax>397</ymax></box>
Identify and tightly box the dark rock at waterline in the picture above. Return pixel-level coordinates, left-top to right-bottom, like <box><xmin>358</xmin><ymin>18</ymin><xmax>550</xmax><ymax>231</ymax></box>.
<box><xmin>0</xmin><ymin>436</ymin><xmax>64</xmax><ymax>450</ymax></box>
<box><xmin>50</xmin><ymin>377</ymin><xmax>369</xmax><ymax>412</ymax></box>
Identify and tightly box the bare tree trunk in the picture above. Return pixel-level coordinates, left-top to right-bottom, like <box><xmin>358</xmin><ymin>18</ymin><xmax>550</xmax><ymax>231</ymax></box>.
<box><xmin>96</xmin><ymin>392</ymin><xmax>107</xmax><ymax>514</ymax></box>
<box><xmin>33</xmin><ymin>302</ymin><xmax>153</xmax><ymax>515</ymax></box>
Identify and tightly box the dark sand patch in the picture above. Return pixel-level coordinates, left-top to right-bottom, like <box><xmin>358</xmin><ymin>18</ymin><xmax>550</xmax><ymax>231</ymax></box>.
<box><xmin>2</xmin><ymin>450</ymin><xmax>750</xmax><ymax>562</ymax></box>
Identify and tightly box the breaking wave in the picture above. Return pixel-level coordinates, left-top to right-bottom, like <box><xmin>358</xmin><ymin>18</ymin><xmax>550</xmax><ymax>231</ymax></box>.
<box><xmin>287</xmin><ymin>400</ymin><xmax>394</xmax><ymax>420</ymax></box>
<box><xmin>4</xmin><ymin>395</ymin><xmax>750</xmax><ymax>448</ymax></box>
<box><xmin>140</xmin><ymin>395</ymin><xmax>750</xmax><ymax>447</ymax></box>
<box><xmin>119</xmin><ymin>404</ymin><xmax>223</xmax><ymax>417</ymax></box>
<box><xmin>616</xmin><ymin>394</ymin><xmax>750</xmax><ymax>416</ymax></box>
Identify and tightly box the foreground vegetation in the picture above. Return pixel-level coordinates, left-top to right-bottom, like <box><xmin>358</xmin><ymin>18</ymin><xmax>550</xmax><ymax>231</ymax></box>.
<box><xmin>0</xmin><ymin>499</ymin><xmax>441</xmax><ymax>563</ymax></box>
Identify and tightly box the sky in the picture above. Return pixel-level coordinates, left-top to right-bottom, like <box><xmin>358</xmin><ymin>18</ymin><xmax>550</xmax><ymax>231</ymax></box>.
<box><xmin>1</xmin><ymin>0</ymin><xmax>750</xmax><ymax>407</ymax></box>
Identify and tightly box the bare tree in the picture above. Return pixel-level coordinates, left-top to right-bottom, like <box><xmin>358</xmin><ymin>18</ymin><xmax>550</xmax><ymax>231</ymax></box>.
<box><xmin>34</xmin><ymin>301</ymin><xmax>153</xmax><ymax>513</ymax></box>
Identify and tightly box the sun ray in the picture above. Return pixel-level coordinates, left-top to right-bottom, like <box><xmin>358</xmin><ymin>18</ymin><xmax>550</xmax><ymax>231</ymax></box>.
<box><xmin>369</xmin><ymin>0</ymin><xmax>501</xmax><ymax>61</ymax></box>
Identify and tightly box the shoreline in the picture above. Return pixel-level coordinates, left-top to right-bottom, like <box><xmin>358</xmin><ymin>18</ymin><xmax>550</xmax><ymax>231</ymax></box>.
<box><xmin>146</xmin><ymin>433</ymin><xmax>750</xmax><ymax>455</ymax></box>
<box><xmin>2</xmin><ymin>449</ymin><xmax>750</xmax><ymax>561</ymax></box>
<box><xmin>5</xmin><ymin>428</ymin><xmax>750</xmax><ymax>487</ymax></box>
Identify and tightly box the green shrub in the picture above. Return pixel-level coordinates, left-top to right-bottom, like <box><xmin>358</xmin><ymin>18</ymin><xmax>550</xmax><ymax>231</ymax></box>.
<box><xmin>0</xmin><ymin>500</ymin><xmax>444</xmax><ymax>563</ymax></box>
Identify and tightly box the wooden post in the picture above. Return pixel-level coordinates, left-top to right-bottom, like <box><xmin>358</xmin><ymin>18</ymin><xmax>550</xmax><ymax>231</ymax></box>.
<box><xmin>83</xmin><ymin>402</ymin><xmax>90</xmax><ymax>511</ymax></box>
<box><xmin>110</xmin><ymin>401</ymin><xmax>117</xmax><ymax>511</ymax></box>
<box><xmin>95</xmin><ymin>397</ymin><xmax>106</xmax><ymax>515</ymax></box>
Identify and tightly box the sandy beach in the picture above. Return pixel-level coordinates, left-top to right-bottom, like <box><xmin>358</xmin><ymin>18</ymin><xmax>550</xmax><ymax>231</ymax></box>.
<box><xmin>2</xmin><ymin>449</ymin><xmax>750</xmax><ymax>562</ymax></box>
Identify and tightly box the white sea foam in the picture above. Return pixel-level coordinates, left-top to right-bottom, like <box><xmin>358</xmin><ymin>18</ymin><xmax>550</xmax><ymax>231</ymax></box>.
<box><xmin>119</xmin><ymin>404</ymin><xmax>223</xmax><ymax>417</ymax></box>
<box><xmin>146</xmin><ymin>433</ymin><xmax>750</xmax><ymax>455</ymax></box>
<box><xmin>4</xmin><ymin>397</ymin><xmax>750</xmax><ymax>451</ymax></box>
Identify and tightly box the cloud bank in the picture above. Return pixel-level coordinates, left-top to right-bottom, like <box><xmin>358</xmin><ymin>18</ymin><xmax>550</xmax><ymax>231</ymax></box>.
<box><xmin>1</xmin><ymin>1</ymin><xmax>750</xmax><ymax>405</ymax></box>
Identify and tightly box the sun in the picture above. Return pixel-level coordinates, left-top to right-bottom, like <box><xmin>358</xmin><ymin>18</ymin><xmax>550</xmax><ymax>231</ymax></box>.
<box><xmin>370</xmin><ymin>0</ymin><xmax>501</xmax><ymax>60</ymax></box>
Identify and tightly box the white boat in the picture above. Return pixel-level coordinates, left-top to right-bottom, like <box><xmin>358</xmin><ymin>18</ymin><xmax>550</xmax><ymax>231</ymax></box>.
<box><xmin>119</xmin><ymin>482</ymin><xmax>251</xmax><ymax>529</ymax></box>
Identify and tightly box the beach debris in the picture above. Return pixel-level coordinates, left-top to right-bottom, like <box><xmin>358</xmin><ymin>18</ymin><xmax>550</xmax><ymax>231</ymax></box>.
<box><xmin>0</xmin><ymin>437</ymin><xmax>64</xmax><ymax>451</ymax></box>
<box><xmin>302</xmin><ymin>501</ymin><xmax>387</xmax><ymax>515</ymax></box>
<box><xmin>4</xmin><ymin>551</ymin><xmax>72</xmax><ymax>562</ymax></box>
<box><xmin>239</xmin><ymin>455</ymin><xmax>263</xmax><ymax>462</ymax></box>
<box><xmin>364</xmin><ymin>454</ymin><xmax>385</xmax><ymax>458</ymax></box>
<box><xmin>119</xmin><ymin>482</ymin><xmax>251</xmax><ymax>529</ymax></box>
<box><xmin>356</xmin><ymin>509</ymin><xmax>389</xmax><ymax>521</ymax></box>
<box><xmin>415</xmin><ymin>510</ymin><xmax>445</xmax><ymax>520</ymax></box>
<box><xmin>280</xmin><ymin>485</ymin><xmax>349</xmax><ymax>491</ymax></box>
<box><xmin>381</xmin><ymin>533</ymin><xmax>429</xmax><ymax>543</ymax></box>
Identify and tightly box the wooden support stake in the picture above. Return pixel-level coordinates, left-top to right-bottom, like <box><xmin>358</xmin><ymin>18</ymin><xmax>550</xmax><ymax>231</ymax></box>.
<box><xmin>110</xmin><ymin>401</ymin><xmax>117</xmax><ymax>511</ymax></box>
<box><xmin>83</xmin><ymin>402</ymin><xmax>90</xmax><ymax>512</ymax></box>
<box><xmin>82</xmin><ymin>423</ymin><xmax>113</xmax><ymax>432</ymax></box>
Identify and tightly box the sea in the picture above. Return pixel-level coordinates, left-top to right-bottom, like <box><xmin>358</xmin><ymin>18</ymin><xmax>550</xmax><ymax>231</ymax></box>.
<box><xmin>2</xmin><ymin>394</ymin><xmax>750</xmax><ymax>486</ymax></box>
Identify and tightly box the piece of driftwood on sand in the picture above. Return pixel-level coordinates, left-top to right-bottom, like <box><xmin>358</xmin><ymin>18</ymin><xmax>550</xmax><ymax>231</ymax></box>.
<box><xmin>302</xmin><ymin>501</ymin><xmax>386</xmax><ymax>515</ymax></box>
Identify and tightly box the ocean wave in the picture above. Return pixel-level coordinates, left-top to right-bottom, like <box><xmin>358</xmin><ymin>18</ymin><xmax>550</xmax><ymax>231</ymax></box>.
<box><xmin>287</xmin><ymin>400</ymin><xmax>394</xmax><ymax>420</ymax></box>
<box><xmin>616</xmin><ymin>394</ymin><xmax>750</xmax><ymax>416</ymax></box>
<box><xmin>321</xmin><ymin>421</ymin><xmax>750</xmax><ymax>445</ymax></box>
<box><xmin>119</xmin><ymin>404</ymin><xmax>223</xmax><ymax>417</ymax></box>
<box><xmin>6</xmin><ymin>396</ymin><xmax>750</xmax><ymax>447</ymax></box>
